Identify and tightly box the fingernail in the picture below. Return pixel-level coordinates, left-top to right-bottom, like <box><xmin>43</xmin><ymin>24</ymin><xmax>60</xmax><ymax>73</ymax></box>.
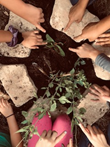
<box><xmin>64</xmin><ymin>131</ymin><xmax>67</xmax><ymax>134</ymax></box>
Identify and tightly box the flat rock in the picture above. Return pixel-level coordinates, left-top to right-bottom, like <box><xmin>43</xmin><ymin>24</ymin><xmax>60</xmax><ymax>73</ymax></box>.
<box><xmin>77</xmin><ymin>88</ymin><xmax>109</xmax><ymax>126</ymax></box>
<box><xmin>50</xmin><ymin>0</ymin><xmax>99</xmax><ymax>42</ymax></box>
<box><xmin>92</xmin><ymin>43</ymin><xmax>110</xmax><ymax>80</ymax></box>
<box><xmin>0</xmin><ymin>64</ymin><xmax>37</xmax><ymax>107</ymax></box>
<box><xmin>0</xmin><ymin>11</ymin><xmax>36</xmax><ymax>58</ymax></box>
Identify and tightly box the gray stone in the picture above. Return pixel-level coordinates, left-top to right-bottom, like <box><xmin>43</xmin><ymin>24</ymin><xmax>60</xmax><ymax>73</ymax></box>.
<box><xmin>0</xmin><ymin>11</ymin><xmax>36</xmax><ymax>58</ymax></box>
<box><xmin>50</xmin><ymin>0</ymin><xmax>99</xmax><ymax>42</ymax></box>
<box><xmin>92</xmin><ymin>43</ymin><xmax>110</xmax><ymax>80</ymax></box>
<box><xmin>77</xmin><ymin>88</ymin><xmax>109</xmax><ymax>126</ymax></box>
<box><xmin>0</xmin><ymin>64</ymin><xmax>37</xmax><ymax>107</ymax></box>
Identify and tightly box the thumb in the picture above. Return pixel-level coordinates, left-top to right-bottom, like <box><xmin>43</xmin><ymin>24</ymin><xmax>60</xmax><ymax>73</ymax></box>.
<box><xmin>69</xmin><ymin>48</ymin><xmax>78</xmax><ymax>53</ymax></box>
<box><xmin>74</xmin><ymin>34</ymin><xmax>85</xmax><ymax>42</ymax></box>
<box><xmin>36</xmin><ymin>23</ymin><xmax>46</xmax><ymax>33</ymax></box>
<box><xmin>64</xmin><ymin>20</ymin><xmax>72</xmax><ymax>32</ymax></box>
<box><xmin>55</xmin><ymin>131</ymin><xmax>67</xmax><ymax>145</ymax></box>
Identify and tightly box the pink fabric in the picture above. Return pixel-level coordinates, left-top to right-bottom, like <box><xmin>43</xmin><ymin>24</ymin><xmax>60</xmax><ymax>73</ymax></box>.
<box><xmin>28</xmin><ymin>113</ymin><xmax>73</xmax><ymax>147</ymax></box>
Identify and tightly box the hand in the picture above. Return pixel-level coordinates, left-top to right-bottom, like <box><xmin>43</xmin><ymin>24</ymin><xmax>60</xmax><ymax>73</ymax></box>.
<box><xmin>74</xmin><ymin>22</ymin><xmax>100</xmax><ymax>42</ymax></box>
<box><xmin>22</xmin><ymin>30</ymin><xmax>47</xmax><ymax>49</ymax></box>
<box><xmin>89</xmin><ymin>84</ymin><xmax>110</xmax><ymax>103</ymax></box>
<box><xmin>0</xmin><ymin>98</ymin><xmax>13</xmax><ymax>117</ymax></box>
<box><xmin>67</xmin><ymin>139</ymin><xmax>74</xmax><ymax>147</ymax></box>
<box><xmin>25</xmin><ymin>4</ymin><xmax>46</xmax><ymax>33</ymax></box>
<box><xmin>64</xmin><ymin>3</ymin><xmax>85</xmax><ymax>31</ymax></box>
<box><xmin>69</xmin><ymin>43</ymin><xmax>101</xmax><ymax>61</ymax></box>
<box><xmin>95</xmin><ymin>33</ymin><xmax>110</xmax><ymax>46</ymax></box>
<box><xmin>35</xmin><ymin>130</ymin><xmax>67</xmax><ymax>147</ymax></box>
<box><xmin>79</xmin><ymin>123</ymin><xmax>109</xmax><ymax>147</ymax></box>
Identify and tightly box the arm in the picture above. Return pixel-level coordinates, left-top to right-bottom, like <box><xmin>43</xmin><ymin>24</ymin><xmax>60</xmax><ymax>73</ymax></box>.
<box><xmin>0</xmin><ymin>99</ymin><xmax>23</xmax><ymax>147</ymax></box>
<box><xmin>69</xmin><ymin>43</ymin><xmax>110</xmax><ymax>72</ymax></box>
<box><xmin>0</xmin><ymin>0</ymin><xmax>45</xmax><ymax>32</ymax></box>
<box><xmin>0</xmin><ymin>30</ymin><xmax>12</xmax><ymax>42</ymax></box>
<box><xmin>64</xmin><ymin>0</ymin><xmax>89</xmax><ymax>31</ymax></box>
<box><xmin>7</xmin><ymin>115</ymin><xmax>23</xmax><ymax>147</ymax></box>
<box><xmin>74</xmin><ymin>15</ymin><xmax>110</xmax><ymax>42</ymax></box>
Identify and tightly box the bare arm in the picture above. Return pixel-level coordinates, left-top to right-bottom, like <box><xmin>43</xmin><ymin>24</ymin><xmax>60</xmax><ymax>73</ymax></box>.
<box><xmin>7</xmin><ymin>115</ymin><xmax>23</xmax><ymax>147</ymax></box>
<box><xmin>0</xmin><ymin>0</ymin><xmax>46</xmax><ymax>32</ymax></box>
<box><xmin>0</xmin><ymin>30</ymin><xmax>12</xmax><ymax>42</ymax></box>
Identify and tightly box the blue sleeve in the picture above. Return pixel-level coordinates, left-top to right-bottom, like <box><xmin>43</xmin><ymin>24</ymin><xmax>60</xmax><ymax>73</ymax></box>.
<box><xmin>95</xmin><ymin>53</ymin><xmax>110</xmax><ymax>72</ymax></box>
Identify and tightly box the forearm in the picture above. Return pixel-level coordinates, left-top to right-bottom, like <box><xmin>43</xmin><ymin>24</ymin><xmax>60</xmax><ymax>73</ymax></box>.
<box><xmin>95</xmin><ymin>15</ymin><xmax>110</xmax><ymax>36</ymax></box>
<box><xmin>7</xmin><ymin>115</ymin><xmax>23</xmax><ymax>147</ymax></box>
<box><xmin>0</xmin><ymin>30</ymin><xmax>12</xmax><ymax>42</ymax></box>
<box><xmin>78</xmin><ymin>0</ymin><xmax>89</xmax><ymax>9</ymax></box>
<box><xmin>0</xmin><ymin>0</ymin><xmax>27</xmax><ymax>19</ymax></box>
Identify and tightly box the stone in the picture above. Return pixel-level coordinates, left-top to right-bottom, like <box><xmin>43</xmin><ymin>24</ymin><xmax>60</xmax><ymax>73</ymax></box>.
<box><xmin>92</xmin><ymin>43</ymin><xmax>110</xmax><ymax>80</ymax></box>
<box><xmin>0</xmin><ymin>64</ymin><xmax>37</xmax><ymax>107</ymax></box>
<box><xmin>0</xmin><ymin>11</ymin><xmax>36</xmax><ymax>58</ymax></box>
<box><xmin>77</xmin><ymin>88</ymin><xmax>109</xmax><ymax>126</ymax></box>
<box><xmin>50</xmin><ymin>0</ymin><xmax>99</xmax><ymax>42</ymax></box>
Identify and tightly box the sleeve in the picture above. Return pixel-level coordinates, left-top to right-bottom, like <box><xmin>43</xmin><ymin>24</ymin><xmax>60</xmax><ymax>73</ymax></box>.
<box><xmin>95</xmin><ymin>53</ymin><xmax>110</xmax><ymax>72</ymax></box>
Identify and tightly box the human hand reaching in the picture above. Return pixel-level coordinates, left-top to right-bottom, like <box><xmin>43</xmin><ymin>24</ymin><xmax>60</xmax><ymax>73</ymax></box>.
<box><xmin>35</xmin><ymin>130</ymin><xmax>67</xmax><ymax>147</ymax></box>
<box><xmin>74</xmin><ymin>22</ymin><xmax>100</xmax><ymax>42</ymax></box>
<box><xmin>64</xmin><ymin>3</ymin><xmax>85</xmax><ymax>31</ymax></box>
<box><xmin>79</xmin><ymin>123</ymin><xmax>110</xmax><ymax>147</ymax></box>
<box><xmin>24</xmin><ymin>4</ymin><xmax>46</xmax><ymax>33</ymax></box>
<box><xmin>69</xmin><ymin>43</ymin><xmax>101</xmax><ymax>61</ymax></box>
<box><xmin>0</xmin><ymin>98</ymin><xmax>13</xmax><ymax>117</ymax></box>
<box><xmin>95</xmin><ymin>33</ymin><xmax>110</xmax><ymax>46</ymax></box>
<box><xmin>89</xmin><ymin>84</ymin><xmax>110</xmax><ymax>103</ymax></box>
<box><xmin>22</xmin><ymin>30</ymin><xmax>47</xmax><ymax>49</ymax></box>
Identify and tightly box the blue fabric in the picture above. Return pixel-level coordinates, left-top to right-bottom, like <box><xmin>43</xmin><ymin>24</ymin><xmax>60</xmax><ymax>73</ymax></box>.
<box><xmin>0</xmin><ymin>132</ymin><xmax>11</xmax><ymax>147</ymax></box>
<box><xmin>70</xmin><ymin>0</ymin><xmax>96</xmax><ymax>6</ymax></box>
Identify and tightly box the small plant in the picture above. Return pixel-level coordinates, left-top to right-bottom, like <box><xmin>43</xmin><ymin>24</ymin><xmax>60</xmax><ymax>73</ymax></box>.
<box><xmin>18</xmin><ymin>58</ymin><xmax>90</xmax><ymax>141</ymax></box>
<box><xmin>45</xmin><ymin>34</ymin><xmax>65</xmax><ymax>57</ymax></box>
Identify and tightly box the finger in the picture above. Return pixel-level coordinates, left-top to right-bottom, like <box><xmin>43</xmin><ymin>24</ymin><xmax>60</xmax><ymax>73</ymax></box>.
<box><xmin>96</xmin><ymin>37</ymin><xmax>110</xmax><ymax>42</ymax></box>
<box><xmin>55</xmin><ymin>131</ymin><xmax>67</xmax><ymax>144</ymax></box>
<box><xmin>102</xmin><ymin>86</ymin><xmax>110</xmax><ymax>91</ymax></box>
<box><xmin>88</xmin><ymin>92</ymin><xmax>100</xmax><ymax>99</ymax></box>
<box><xmin>30</xmin><ymin>46</ymin><xmax>39</xmax><ymax>49</ymax></box>
<box><xmin>40</xmin><ymin>18</ymin><xmax>45</xmax><ymax>23</ymax></box>
<box><xmin>36</xmin><ymin>24</ymin><xmax>46</xmax><ymax>33</ymax></box>
<box><xmin>98</xmin><ymin>33</ymin><xmax>110</xmax><ymax>38</ymax></box>
<box><xmin>95</xmin><ymin>41</ymin><xmax>110</xmax><ymax>46</ymax></box>
<box><xmin>46</xmin><ymin>130</ymin><xmax>52</xmax><ymax>138</ymax></box>
<box><xmin>1</xmin><ymin>99</ymin><xmax>6</xmax><ymax>107</ymax></box>
<box><xmin>92</xmin><ymin>126</ymin><xmax>99</xmax><ymax>134</ymax></box>
<box><xmin>69</xmin><ymin>48</ymin><xmax>78</xmax><ymax>53</ymax></box>
<box><xmin>79</xmin><ymin>123</ymin><xmax>91</xmax><ymax>138</ymax></box>
<box><xmin>92</xmin><ymin>85</ymin><xmax>105</xmax><ymax>94</ymax></box>
<box><xmin>34</xmin><ymin>30</ymin><xmax>39</xmax><ymax>34</ymax></box>
<box><xmin>36</xmin><ymin>42</ymin><xmax>47</xmax><ymax>46</ymax></box>
<box><xmin>89</xmin><ymin>87</ymin><xmax>100</xmax><ymax>96</ymax></box>
<box><xmin>36</xmin><ymin>35</ymin><xmax>42</xmax><ymax>39</ymax></box>
<box><xmin>51</xmin><ymin>131</ymin><xmax>58</xmax><ymax>140</ymax></box>
<box><xmin>64</xmin><ymin>20</ymin><xmax>72</xmax><ymax>32</ymax></box>
<box><xmin>68</xmin><ymin>138</ymin><xmax>73</xmax><ymax>147</ymax></box>
<box><xmin>87</xmin><ymin>125</ymin><xmax>95</xmax><ymax>135</ymax></box>
<box><xmin>41</xmin><ymin>130</ymin><xmax>47</xmax><ymax>138</ymax></box>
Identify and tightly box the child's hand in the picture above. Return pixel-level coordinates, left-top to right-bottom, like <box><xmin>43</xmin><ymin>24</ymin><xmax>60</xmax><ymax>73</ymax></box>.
<box><xmin>35</xmin><ymin>130</ymin><xmax>67</xmax><ymax>147</ymax></box>
<box><xmin>22</xmin><ymin>30</ymin><xmax>47</xmax><ymax>49</ymax></box>
<box><xmin>0</xmin><ymin>99</ymin><xmax>13</xmax><ymax>117</ymax></box>
<box><xmin>25</xmin><ymin>4</ymin><xmax>46</xmax><ymax>33</ymax></box>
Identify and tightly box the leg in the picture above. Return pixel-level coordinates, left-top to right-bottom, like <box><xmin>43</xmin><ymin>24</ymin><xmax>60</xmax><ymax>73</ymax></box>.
<box><xmin>52</xmin><ymin>114</ymin><xmax>73</xmax><ymax>147</ymax></box>
<box><xmin>28</xmin><ymin>112</ymin><xmax>52</xmax><ymax>147</ymax></box>
<box><xmin>70</xmin><ymin>0</ymin><xmax>96</xmax><ymax>6</ymax></box>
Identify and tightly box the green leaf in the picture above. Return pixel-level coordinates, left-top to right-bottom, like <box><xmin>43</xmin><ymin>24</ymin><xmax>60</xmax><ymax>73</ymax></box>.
<box><xmin>59</xmin><ymin>88</ymin><xmax>62</xmax><ymax>92</ymax></box>
<box><xmin>21</xmin><ymin>120</ymin><xmax>28</xmax><ymax>125</ymax></box>
<box><xmin>67</xmin><ymin>107</ymin><xmax>73</xmax><ymax>114</ymax></box>
<box><xmin>65</xmin><ymin>93</ymin><xmax>71</xmax><ymax>98</ymax></box>
<box><xmin>41</xmin><ymin>87</ymin><xmax>47</xmax><ymax>90</ymax></box>
<box><xmin>50</xmin><ymin>101</ymin><xmax>57</xmax><ymax>112</ymax></box>
<box><xmin>46</xmin><ymin>34</ymin><xmax>54</xmax><ymax>43</ymax></box>
<box><xmin>81</xmin><ymin>60</ymin><xmax>86</xmax><ymax>65</ymax></box>
<box><xmin>48</xmin><ymin>83</ymin><xmax>54</xmax><ymax>88</ymax></box>
<box><xmin>79</xmin><ymin>108</ymin><xmax>86</xmax><ymax>114</ymax></box>
<box><xmin>46</xmin><ymin>91</ymin><xmax>51</xmax><ymax>97</ymax></box>
<box><xmin>70</xmin><ymin>68</ymin><xmax>75</xmax><ymax>75</ymax></box>
<box><xmin>38</xmin><ymin>111</ymin><xmax>46</xmax><ymax>119</ymax></box>
<box><xmin>59</xmin><ymin>96</ymin><xmax>71</xmax><ymax>104</ymax></box>
<box><xmin>22</xmin><ymin>111</ymin><xmax>28</xmax><ymax>118</ymax></box>
<box><xmin>55</xmin><ymin>44</ymin><xmax>65</xmax><ymax>57</ymax></box>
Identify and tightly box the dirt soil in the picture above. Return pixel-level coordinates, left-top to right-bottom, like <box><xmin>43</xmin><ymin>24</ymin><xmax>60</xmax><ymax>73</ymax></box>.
<box><xmin>0</xmin><ymin>0</ymin><xmax>110</xmax><ymax>144</ymax></box>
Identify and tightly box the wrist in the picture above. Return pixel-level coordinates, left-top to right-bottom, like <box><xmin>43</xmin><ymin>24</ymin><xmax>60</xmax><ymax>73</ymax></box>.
<box><xmin>78</xmin><ymin>0</ymin><xmax>89</xmax><ymax>9</ymax></box>
<box><xmin>89</xmin><ymin>49</ymin><xmax>101</xmax><ymax>61</ymax></box>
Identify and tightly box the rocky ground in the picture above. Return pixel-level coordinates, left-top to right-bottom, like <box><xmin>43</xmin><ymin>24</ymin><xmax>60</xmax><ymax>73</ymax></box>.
<box><xmin>0</xmin><ymin>0</ymin><xmax>110</xmax><ymax>146</ymax></box>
